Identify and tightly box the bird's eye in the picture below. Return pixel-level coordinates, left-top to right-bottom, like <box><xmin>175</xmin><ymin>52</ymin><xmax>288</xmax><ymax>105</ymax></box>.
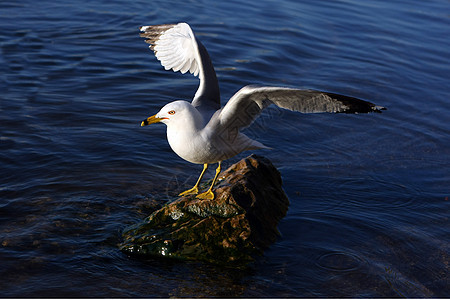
<box><xmin>168</xmin><ymin>110</ymin><xmax>176</xmax><ymax>115</ymax></box>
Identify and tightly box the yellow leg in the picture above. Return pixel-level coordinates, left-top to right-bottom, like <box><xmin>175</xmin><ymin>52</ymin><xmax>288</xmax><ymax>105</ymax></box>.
<box><xmin>179</xmin><ymin>163</ymin><xmax>208</xmax><ymax>197</ymax></box>
<box><xmin>197</xmin><ymin>161</ymin><xmax>222</xmax><ymax>200</ymax></box>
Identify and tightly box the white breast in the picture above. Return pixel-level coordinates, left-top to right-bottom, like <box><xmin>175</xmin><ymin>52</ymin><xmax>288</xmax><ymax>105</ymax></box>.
<box><xmin>166</xmin><ymin>127</ymin><xmax>217</xmax><ymax>164</ymax></box>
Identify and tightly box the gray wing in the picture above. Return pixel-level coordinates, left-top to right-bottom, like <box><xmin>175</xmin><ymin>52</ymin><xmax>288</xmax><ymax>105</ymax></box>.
<box><xmin>139</xmin><ymin>23</ymin><xmax>220</xmax><ymax>111</ymax></box>
<box><xmin>211</xmin><ymin>85</ymin><xmax>386</xmax><ymax>130</ymax></box>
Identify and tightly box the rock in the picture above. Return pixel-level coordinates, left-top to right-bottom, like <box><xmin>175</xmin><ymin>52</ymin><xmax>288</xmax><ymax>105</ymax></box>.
<box><xmin>119</xmin><ymin>154</ymin><xmax>289</xmax><ymax>265</ymax></box>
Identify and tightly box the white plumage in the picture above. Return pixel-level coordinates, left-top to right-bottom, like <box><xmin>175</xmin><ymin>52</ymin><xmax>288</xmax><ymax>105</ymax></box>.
<box><xmin>144</xmin><ymin>23</ymin><xmax>200</xmax><ymax>76</ymax></box>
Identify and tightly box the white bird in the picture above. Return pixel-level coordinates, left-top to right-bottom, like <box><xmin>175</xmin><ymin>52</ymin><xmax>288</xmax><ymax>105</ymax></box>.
<box><xmin>139</xmin><ymin>23</ymin><xmax>385</xmax><ymax>200</ymax></box>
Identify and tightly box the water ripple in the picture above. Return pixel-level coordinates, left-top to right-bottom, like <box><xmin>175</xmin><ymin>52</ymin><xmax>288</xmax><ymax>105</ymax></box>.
<box><xmin>316</xmin><ymin>250</ymin><xmax>366</xmax><ymax>272</ymax></box>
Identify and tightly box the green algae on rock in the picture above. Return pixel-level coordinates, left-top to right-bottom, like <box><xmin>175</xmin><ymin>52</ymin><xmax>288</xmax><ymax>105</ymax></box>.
<box><xmin>119</xmin><ymin>154</ymin><xmax>289</xmax><ymax>265</ymax></box>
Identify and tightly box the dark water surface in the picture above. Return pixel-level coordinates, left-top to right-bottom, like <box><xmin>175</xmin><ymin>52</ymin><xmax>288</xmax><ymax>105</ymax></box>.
<box><xmin>1</xmin><ymin>0</ymin><xmax>449</xmax><ymax>297</ymax></box>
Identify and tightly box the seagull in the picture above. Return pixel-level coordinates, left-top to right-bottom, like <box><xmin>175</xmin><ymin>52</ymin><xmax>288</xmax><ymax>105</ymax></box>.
<box><xmin>139</xmin><ymin>22</ymin><xmax>385</xmax><ymax>200</ymax></box>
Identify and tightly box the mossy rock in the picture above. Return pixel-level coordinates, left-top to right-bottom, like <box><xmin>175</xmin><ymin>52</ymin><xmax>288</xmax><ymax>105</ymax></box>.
<box><xmin>120</xmin><ymin>155</ymin><xmax>289</xmax><ymax>265</ymax></box>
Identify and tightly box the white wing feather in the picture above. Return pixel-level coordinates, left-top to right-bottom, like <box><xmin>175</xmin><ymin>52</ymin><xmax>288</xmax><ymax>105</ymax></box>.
<box><xmin>140</xmin><ymin>23</ymin><xmax>220</xmax><ymax>110</ymax></box>
<box><xmin>141</xmin><ymin>23</ymin><xmax>200</xmax><ymax>76</ymax></box>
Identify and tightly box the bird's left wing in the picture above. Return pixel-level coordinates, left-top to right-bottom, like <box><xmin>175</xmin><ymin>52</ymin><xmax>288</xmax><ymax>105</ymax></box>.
<box><xmin>210</xmin><ymin>85</ymin><xmax>385</xmax><ymax>131</ymax></box>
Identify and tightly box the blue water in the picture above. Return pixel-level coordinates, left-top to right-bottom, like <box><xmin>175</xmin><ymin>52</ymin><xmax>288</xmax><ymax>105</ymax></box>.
<box><xmin>1</xmin><ymin>0</ymin><xmax>449</xmax><ymax>297</ymax></box>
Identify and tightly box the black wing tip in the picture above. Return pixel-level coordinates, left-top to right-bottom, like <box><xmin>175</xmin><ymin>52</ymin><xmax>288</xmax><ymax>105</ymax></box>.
<box><xmin>324</xmin><ymin>92</ymin><xmax>386</xmax><ymax>114</ymax></box>
<box><xmin>139</xmin><ymin>24</ymin><xmax>178</xmax><ymax>36</ymax></box>
<box><xmin>139</xmin><ymin>24</ymin><xmax>179</xmax><ymax>49</ymax></box>
<box><xmin>342</xmin><ymin>104</ymin><xmax>387</xmax><ymax>114</ymax></box>
<box><xmin>372</xmin><ymin>105</ymin><xmax>387</xmax><ymax>113</ymax></box>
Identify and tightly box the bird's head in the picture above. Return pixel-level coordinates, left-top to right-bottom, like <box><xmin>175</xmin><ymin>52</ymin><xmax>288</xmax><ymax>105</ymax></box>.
<box><xmin>141</xmin><ymin>100</ymin><xmax>203</xmax><ymax>128</ymax></box>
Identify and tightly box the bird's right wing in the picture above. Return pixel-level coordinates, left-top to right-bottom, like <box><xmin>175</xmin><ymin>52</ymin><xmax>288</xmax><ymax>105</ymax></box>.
<box><xmin>140</xmin><ymin>23</ymin><xmax>220</xmax><ymax>110</ymax></box>
<box><xmin>211</xmin><ymin>85</ymin><xmax>385</xmax><ymax>131</ymax></box>
<box><xmin>140</xmin><ymin>23</ymin><xmax>200</xmax><ymax>75</ymax></box>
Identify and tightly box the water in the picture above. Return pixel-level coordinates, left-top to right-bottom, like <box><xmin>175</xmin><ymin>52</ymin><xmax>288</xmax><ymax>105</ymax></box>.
<box><xmin>1</xmin><ymin>0</ymin><xmax>449</xmax><ymax>297</ymax></box>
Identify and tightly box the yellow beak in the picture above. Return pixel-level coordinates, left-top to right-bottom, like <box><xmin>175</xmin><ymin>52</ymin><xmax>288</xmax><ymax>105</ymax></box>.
<box><xmin>141</xmin><ymin>115</ymin><xmax>165</xmax><ymax>126</ymax></box>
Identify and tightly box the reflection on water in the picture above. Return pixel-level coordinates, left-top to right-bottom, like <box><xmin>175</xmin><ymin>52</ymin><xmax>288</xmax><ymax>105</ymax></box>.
<box><xmin>1</xmin><ymin>0</ymin><xmax>449</xmax><ymax>297</ymax></box>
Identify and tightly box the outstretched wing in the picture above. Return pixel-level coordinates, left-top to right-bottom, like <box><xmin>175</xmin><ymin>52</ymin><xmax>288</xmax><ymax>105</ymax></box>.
<box><xmin>139</xmin><ymin>23</ymin><xmax>220</xmax><ymax>111</ymax></box>
<box><xmin>211</xmin><ymin>85</ymin><xmax>385</xmax><ymax>131</ymax></box>
<box><xmin>140</xmin><ymin>23</ymin><xmax>199</xmax><ymax>75</ymax></box>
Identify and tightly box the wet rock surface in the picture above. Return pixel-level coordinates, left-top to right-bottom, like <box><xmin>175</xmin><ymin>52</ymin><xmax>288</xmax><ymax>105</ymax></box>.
<box><xmin>120</xmin><ymin>154</ymin><xmax>289</xmax><ymax>265</ymax></box>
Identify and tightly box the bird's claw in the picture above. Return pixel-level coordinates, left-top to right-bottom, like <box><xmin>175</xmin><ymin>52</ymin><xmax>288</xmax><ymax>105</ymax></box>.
<box><xmin>179</xmin><ymin>186</ymin><xmax>199</xmax><ymax>196</ymax></box>
<box><xmin>196</xmin><ymin>190</ymin><xmax>215</xmax><ymax>200</ymax></box>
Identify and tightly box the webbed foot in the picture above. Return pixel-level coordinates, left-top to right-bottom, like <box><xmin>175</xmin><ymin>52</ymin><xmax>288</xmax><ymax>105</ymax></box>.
<box><xmin>179</xmin><ymin>186</ymin><xmax>199</xmax><ymax>197</ymax></box>
<box><xmin>196</xmin><ymin>190</ymin><xmax>215</xmax><ymax>200</ymax></box>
